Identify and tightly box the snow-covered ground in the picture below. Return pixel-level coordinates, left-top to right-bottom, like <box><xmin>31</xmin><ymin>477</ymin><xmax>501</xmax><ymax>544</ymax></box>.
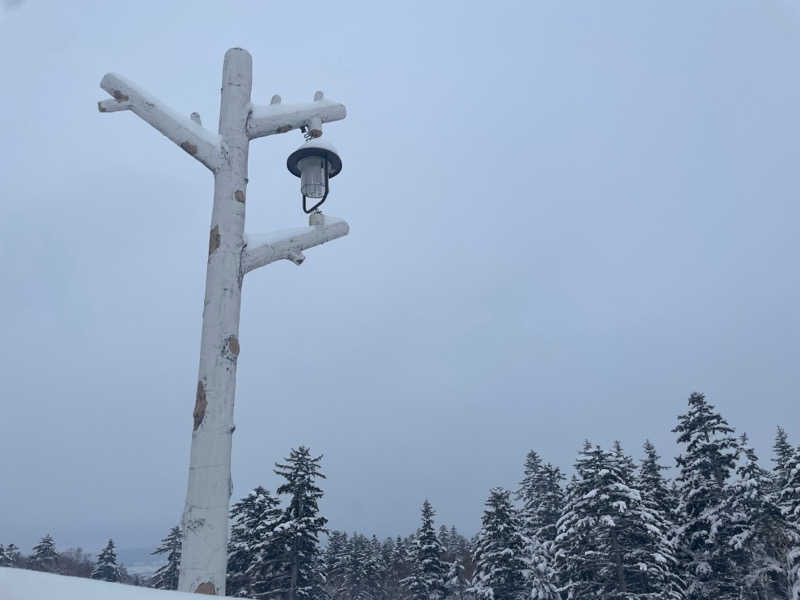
<box><xmin>0</xmin><ymin>567</ymin><xmax>239</xmax><ymax>599</ymax></box>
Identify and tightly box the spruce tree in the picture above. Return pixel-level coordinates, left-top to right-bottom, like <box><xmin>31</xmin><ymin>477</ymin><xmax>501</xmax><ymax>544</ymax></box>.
<box><xmin>377</xmin><ymin>537</ymin><xmax>400</xmax><ymax>600</ymax></box>
<box><xmin>555</xmin><ymin>442</ymin><xmax>610</xmax><ymax>598</ymax></box>
<box><xmin>402</xmin><ymin>500</ymin><xmax>447</xmax><ymax>600</ymax></box>
<box><xmin>450</xmin><ymin>526</ymin><xmax>468</xmax><ymax>556</ymax></box>
<box><xmin>91</xmin><ymin>539</ymin><xmax>120</xmax><ymax>582</ymax></box>
<box><xmin>724</xmin><ymin>435</ymin><xmax>790</xmax><ymax>598</ymax></box>
<box><xmin>516</xmin><ymin>450</ymin><xmax>543</xmax><ymax>510</ymax></box>
<box><xmin>388</xmin><ymin>536</ymin><xmax>413</xmax><ymax>600</ymax></box>
<box><xmin>530</xmin><ymin>466</ymin><xmax>564</xmax><ymax>599</ymax></box>
<box><xmin>441</xmin><ymin>526</ymin><xmax>472</xmax><ymax>600</ymax></box>
<box><xmin>151</xmin><ymin>525</ymin><xmax>182</xmax><ymax>591</ymax></box>
<box><xmin>535</xmin><ymin>463</ymin><xmax>565</xmax><ymax>544</ymax></box>
<box><xmin>632</xmin><ymin>441</ymin><xmax>685</xmax><ymax>599</ymax></box>
<box><xmin>555</xmin><ymin>441</ymin><xmax>679</xmax><ymax>599</ymax></box>
<box><xmin>445</xmin><ymin>556</ymin><xmax>471</xmax><ymax>600</ymax></box>
<box><xmin>516</xmin><ymin>450</ymin><xmax>563</xmax><ymax>599</ymax></box>
<box><xmin>470</xmin><ymin>487</ymin><xmax>528</xmax><ymax>600</ymax></box>
<box><xmin>324</xmin><ymin>530</ymin><xmax>349</xmax><ymax>599</ymax></box>
<box><xmin>334</xmin><ymin>533</ymin><xmax>380</xmax><ymax>600</ymax></box>
<box><xmin>30</xmin><ymin>534</ymin><xmax>59</xmax><ymax>572</ymax></box>
<box><xmin>774</xmin><ymin>426</ymin><xmax>795</xmax><ymax>490</ymax></box>
<box><xmin>379</xmin><ymin>538</ymin><xmax>394</xmax><ymax>594</ymax></box>
<box><xmin>229</xmin><ymin>487</ymin><xmax>282</xmax><ymax>597</ymax></box>
<box><xmin>438</xmin><ymin>525</ymin><xmax>450</xmax><ymax>554</ymax></box>
<box><xmin>349</xmin><ymin>534</ymin><xmax>372</xmax><ymax>600</ymax></box>
<box><xmin>3</xmin><ymin>544</ymin><xmax>20</xmax><ymax>567</ymax></box>
<box><xmin>779</xmin><ymin>446</ymin><xmax>800</xmax><ymax>599</ymax></box>
<box><xmin>366</xmin><ymin>535</ymin><xmax>387</xmax><ymax>600</ymax></box>
<box><xmin>255</xmin><ymin>446</ymin><xmax>327</xmax><ymax>600</ymax></box>
<box><xmin>639</xmin><ymin>440</ymin><xmax>673</xmax><ymax>515</ymax></box>
<box><xmin>526</xmin><ymin>538</ymin><xmax>560</xmax><ymax>600</ymax></box>
<box><xmin>516</xmin><ymin>450</ymin><xmax>564</xmax><ymax>542</ymax></box>
<box><xmin>0</xmin><ymin>545</ymin><xmax>8</xmax><ymax>567</ymax></box>
<box><xmin>672</xmin><ymin>392</ymin><xmax>740</xmax><ymax>600</ymax></box>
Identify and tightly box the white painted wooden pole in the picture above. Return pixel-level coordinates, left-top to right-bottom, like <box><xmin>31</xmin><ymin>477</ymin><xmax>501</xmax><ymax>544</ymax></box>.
<box><xmin>177</xmin><ymin>47</ymin><xmax>252</xmax><ymax>596</ymax></box>
<box><xmin>98</xmin><ymin>46</ymin><xmax>348</xmax><ymax>597</ymax></box>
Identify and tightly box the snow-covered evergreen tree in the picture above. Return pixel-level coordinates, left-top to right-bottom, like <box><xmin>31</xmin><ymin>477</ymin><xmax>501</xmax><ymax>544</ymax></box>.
<box><xmin>774</xmin><ymin>426</ymin><xmax>795</xmax><ymax>490</ymax></box>
<box><xmin>516</xmin><ymin>451</ymin><xmax>564</xmax><ymax>542</ymax></box>
<box><xmin>439</xmin><ymin>525</ymin><xmax>450</xmax><ymax>554</ymax></box>
<box><xmin>351</xmin><ymin>534</ymin><xmax>374</xmax><ymax>599</ymax></box>
<box><xmin>254</xmin><ymin>446</ymin><xmax>327</xmax><ymax>600</ymax></box>
<box><xmin>637</xmin><ymin>440</ymin><xmax>685</xmax><ymax>599</ymax></box>
<box><xmin>724</xmin><ymin>435</ymin><xmax>791</xmax><ymax>598</ymax></box>
<box><xmin>515</xmin><ymin>450</ymin><xmax>562</xmax><ymax>600</ymax></box>
<box><xmin>30</xmin><ymin>534</ymin><xmax>58</xmax><ymax>572</ymax></box>
<box><xmin>639</xmin><ymin>440</ymin><xmax>673</xmax><ymax>516</ymax></box>
<box><xmin>534</xmin><ymin>463</ymin><xmax>566</xmax><ymax>544</ymax></box>
<box><xmin>446</xmin><ymin>555</ymin><xmax>472</xmax><ymax>600</ymax></box>
<box><xmin>516</xmin><ymin>451</ymin><xmax>544</xmax><ymax>511</ymax></box>
<box><xmin>151</xmin><ymin>525</ymin><xmax>182</xmax><ymax>591</ymax></box>
<box><xmin>378</xmin><ymin>538</ymin><xmax>398</xmax><ymax>600</ymax></box>
<box><xmin>0</xmin><ymin>545</ymin><xmax>8</xmax><ymax>567</ymax></box>
<box><xmin>442</xmin><ymin>526</ymin><xmax>473</xmax><ymax>600</ymax></box>
<box><xmin>555</xmin><ymin>442</ymin><xmax>612</xmax><ymax>598</ymax></box>
<box><xmin>3</xmin><ymin>543</ymin><xmax>20</xmax><ymax>567</ymax></box>
<box><xmin>366</xmin><ymin>535</ymin><xmax>387</xmax><ymax>600</ymax></box>
<box><xmin>389</xmin><ymin>536</ymin><xmax>414</xmax><ymax>600</ymax></box>
<box><xmin>91</xmin><ymin>539</ymin><xmax>120</xmax><ymax>582</ymax></box>
<box><xmin>451</xmin><ymin>526</ymin><xmax>470</xmax><ymax>556</ymax></box>
<box><xmin>525</xmin><ymin>539</ymin><xmax>560</xmax><ymax>600</ymax></box>
<box><xmin>555</xmin><ymin>441</ymin><xmax>680</xmax><ymax>599</ymax></box>
<box><xmin>402</xmin><ymin>500</ymin><xmax>447</xmax><ymax>600</ymax></box>
<box><xmin>470</xmin><ymin>487</ymin><xmax>528</xmax><ymax>600</ymax></box>
<box><xmin>672</xmin><ymin>392</ymin><xmax>740</xmax><ymax>600</ymax></box>
<box><xmin>779</xmin><ymin>446</ymin><xmax>800</xmax><ymax>599</ymax></box>
<box><xmin>228</xmin><ymin>487</ymin><xmax>282</xmax><ymax>597</ymax></box>
<box><xmin>324</xmin><ymin>530</ymin><xmax>349</xmax><ymax>599</ymax></box>
<box><xmin>333</xmin><ymin>533</ymin><xmax>383</xmax><ymax>600</ymax></box>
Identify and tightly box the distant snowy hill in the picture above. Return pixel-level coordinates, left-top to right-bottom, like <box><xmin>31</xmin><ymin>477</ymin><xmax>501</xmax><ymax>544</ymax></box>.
<box><xmin>116</xmin><ymin>547</ymin><xmax>162</xmax><ymax>577</ymax></box>
<box><xmin>0</xmin><ymin>567</ymin><xmax>240</xmax><ymax>599</ymax></box>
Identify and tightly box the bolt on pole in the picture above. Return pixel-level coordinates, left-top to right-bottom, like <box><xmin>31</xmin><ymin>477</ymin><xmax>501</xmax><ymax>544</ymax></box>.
<box><xmin>98</xmin><ymin>47</ymin><xmax>348</xmax><ymax>595</ymax></box>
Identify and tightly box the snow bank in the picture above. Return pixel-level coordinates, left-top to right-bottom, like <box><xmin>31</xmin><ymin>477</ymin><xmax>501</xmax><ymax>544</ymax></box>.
<box><xmin>0</xmin><ymin>567</ymin><xmax>240</xmax><ymax>599</ymax></box>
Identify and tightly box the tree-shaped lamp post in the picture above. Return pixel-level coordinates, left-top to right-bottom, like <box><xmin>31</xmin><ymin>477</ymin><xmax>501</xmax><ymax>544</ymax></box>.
<box><xmin>97</xmin><ymin>47</ymin><xmax>349</xmax><ymax>595</ymax></box>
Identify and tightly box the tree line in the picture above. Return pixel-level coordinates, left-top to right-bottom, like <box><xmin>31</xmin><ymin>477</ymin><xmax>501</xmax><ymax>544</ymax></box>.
<box><xmin>3</xmin><ymin>392</ymin><xmax>799</xmax><ymax>599</ymax></box>
<box><xmin>0</xmin><ymin>535</ymin><xmax>142</xmax><ymax>585</ymax></box>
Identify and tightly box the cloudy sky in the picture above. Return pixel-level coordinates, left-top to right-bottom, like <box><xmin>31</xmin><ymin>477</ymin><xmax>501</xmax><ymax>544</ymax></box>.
<box><xmin>1</xmin><ymin>0</ymin><xmax>798</xmax><ymax>554</ymax></box>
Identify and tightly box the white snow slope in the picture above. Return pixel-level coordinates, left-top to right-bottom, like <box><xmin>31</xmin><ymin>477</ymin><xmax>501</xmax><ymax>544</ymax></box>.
<box><xmin>0</xmin><ymin>567</ymin><xmax>241</xmax><ymax>599</ymax></box>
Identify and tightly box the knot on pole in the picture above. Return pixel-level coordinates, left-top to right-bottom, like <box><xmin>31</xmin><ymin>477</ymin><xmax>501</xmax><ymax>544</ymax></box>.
<box><xmin>209</xmin><ymin>225</ymin><xmax>221</xmax><ymax>256</ymax></box>
<box><xmin>224</xmin><ymin>335</ymin><xmax>240</xmax><ymax>359</ymax></box>
<box><xmin>195</xmin><ymin>581</ymin><xmax>217</xmax><ymax>595</ymax></box>
<box><xmin>180</xmin><ymin>141</ymin><xmax>198</xmax><ymax>155</ymax></box>
<box><xmin>193</xmin><ymin>381</ymin><xmax>207</xmax><ymax>431</ymax></box>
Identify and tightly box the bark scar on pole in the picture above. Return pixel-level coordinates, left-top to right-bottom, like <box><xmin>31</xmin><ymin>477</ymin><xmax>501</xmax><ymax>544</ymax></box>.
<box><xmin>193</xmin><ymin>381</ymin><xmax>207</xmax><ymax>431</ymax></box>
<box><xmin>209</xmin><ymin>225</ymin><xmax>220</xmax><ymax>256</ymax></box>
<box><xmin>234</xmin><ymin>190</ymin><xmax>245</xmax><ymax>204</ymax></box>
<box><xmin>181</xmin><ymin>141</ymin><xmax>198</xmax><ymax>155</ymax></box>
<box><xmin>224</xmin><ymin>335</ymin><xmax>240</xmax><ymax>358</ymax></box>
<box><xmin>195</xmin><ymin>582</ymin><xmax>216</xmax><ymax>595</ymax></box>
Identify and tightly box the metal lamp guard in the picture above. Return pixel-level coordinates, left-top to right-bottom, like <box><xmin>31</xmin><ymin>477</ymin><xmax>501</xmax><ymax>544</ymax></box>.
<box><xmin>302</xmin><ymin>158</ymin><xmax>330</xmax><ymax>214</ymax></box>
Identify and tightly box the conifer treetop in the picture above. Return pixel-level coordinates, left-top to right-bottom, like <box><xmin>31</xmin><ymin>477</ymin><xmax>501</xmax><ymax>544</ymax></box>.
<box><xmin>91</xmin><ymin>538</ymin><xmax>120</xmax><ymax>583</ymax></box>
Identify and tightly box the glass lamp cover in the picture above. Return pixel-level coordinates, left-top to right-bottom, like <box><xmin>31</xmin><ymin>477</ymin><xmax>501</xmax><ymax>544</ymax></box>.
<box><xmin>298</xmin><ymin>156</ymin><xmax>327</xmax><ymax>198</ymax></box>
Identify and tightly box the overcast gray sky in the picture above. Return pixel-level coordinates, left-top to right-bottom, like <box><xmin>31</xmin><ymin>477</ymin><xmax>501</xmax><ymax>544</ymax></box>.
<box><xmin>1</xmin><ymin>0</ymin><xmax>798</xmax><ymax>555</ymax></box>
